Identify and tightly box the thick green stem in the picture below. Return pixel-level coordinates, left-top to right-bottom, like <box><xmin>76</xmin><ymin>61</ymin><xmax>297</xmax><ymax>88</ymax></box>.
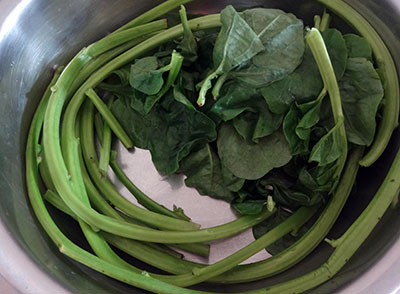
<box><xmin>85</xmin><ymin>88</ymin><xmax>132</xmax><ymax>148</ymax></box>
<box><xmin>318</xmin><ymin>0</ymin><xmax>399</xmax><ymax>167</ymax></box>
<box><xmin>114</xmin><ymin>0</ymin><xmax>195</xmax><ymax>33</ymax></box>
<box><xmin>212</xmin><ymin>72</ymin><xmax>229</xmax><ymax>100</ymax></box>
<box><xmin>98</xmin><ymin>97</ymin><xmax>114</xmax><ymax>176</ymax></box>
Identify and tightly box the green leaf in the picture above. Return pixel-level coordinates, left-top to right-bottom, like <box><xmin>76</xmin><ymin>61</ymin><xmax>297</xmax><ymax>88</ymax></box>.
<box><xmin>179</xmin><ymin>144</ymin><xmax>243</xmax><ymax>202</ymax></box>
<box><xmin>321</xmin><ymin>29</ymin><xmax>348</xmax><ymax>80</ymax></box>
<box><xmin>261</xmin><ymin>78</ymin><xmax>295</xmax><ymax>114</ymax></box>
<box><xmin>111</xmin><ymin>91</ymin><xmax>217</xmax><ymax>176</ymax></box>
<box><xmin>343</xmin><ymin>34</ymin><xmax>372</xmax><ymax>60</ymax></box>
<box><xmin>233</xmin><ymin>103</ymin><xmax>283</xmax><ymax>143</ymax></box>
<box><xmin>283</xmin><ymin>105</ymin><xmax>309</xmax><ymax>156</ymax></box>
<box><xmin>209</xmin><ymin>82</ymin><xmax>261</xmax><ymax>121</ymax></box>
<box><xmin>213</xmin><ymin>6</ymin><xmax>265</xmax><ymax>74</ymax></box>
<box><xmin>130</xmin><ymin>56</ymin><xmax>164</xmax><ymax>95</ymax></box>
<box><xmin>295</xmin><ymin>100</ymin><xmax>322</xmax><ymax>141</ymax></box>
<box><xmin>339</xmin><ymin>58</ymin><xmax>384</xmax><ymax>146</ymax></box>
<box><xmin>217</xmin><ymin>123</ymin><xmax>292</xmax><ymax>180</ymax></box>
<box><xmin>232</xmin><ymin>8</ymin><xmax>305</xmax><ymax>87</ymax></box>
<box><xmin>197</xmin><ymin>5</ymin><xmax>265</xmax><ymax>106</ymax></box>
<box><xmin>309</xmin><ymin>122</ymin><xmax>344</xmax><ymax>166</ymax></box>
<box><xmin>233</xmin><ymin>200</ymin><xmax>266</xmax><ymax>215</ymax></box>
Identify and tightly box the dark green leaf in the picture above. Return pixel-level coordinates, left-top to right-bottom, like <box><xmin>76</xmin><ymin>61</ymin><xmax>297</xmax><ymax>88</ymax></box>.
<box><xmin>283</xmin><ymin>105</ymin><xmax>309</xmax><ymax>155</ymax></box>
<box><xmin>232</xmin><ymin>9</ymin><xmax>305</xmax><ymax>87</ymax></box>
<box><xmin>209</xmin><ymin>82</ymin><xmax>261</xmax><ymax>121</ymax></box>
<box><xmin>217</xmin><ymin>123</ymin><xmax>292</xmax><ymax>180</ymax></box>
<box><xmin>309</xmin><ymin>123</ymin><xmax>344</xmax><ymax>166</ymax></box>
<box><xmin>233</xmin><ymin>200</ymin><xmax>266</xmax><ymax>215</ymax></box>
<box><xmin>179</xmin><ymin>144</ymin><xmax>243</xmax><ymax>201</ymax></box>
<box><xmin>233</xmin><ymin>103</ymin><xmax>283</xmax><ymax>143</ymax></box>
<box><xmin>213</xmin><ymin>6</ymin><xmax>265</xmax><ymax>74</ymax></box>
<box><xmin>321</xmin><ymin>29</ymin><xmax>348</xmax><ymax>80</ymax></box>
<box><xmin>130</xmin><ymin>57</ymin><xmax>164</xmax><ymax>95</ymax></box>
<box><xmin>339</xmin><ymin>58</ymin><xmax>384</xmax><ymax>146</ymax></box>
<box><xmin>343</xmin><ymin>34</ymin><xmax>372</xmax><ymax>60</ymax></box>
<box><xmin>295</xmin><ymin>100</ymin><xmax>322</xmax><ymax>140</ymax></box>
<box><xmin>261</xmin><ymin>78</ymin><xmax>295</xmax><ymax>114</ymax></box>
<box><xmin>111</xmin><ymin>92</ymin><xmax>217</xmax><ymax>175</ymax></box>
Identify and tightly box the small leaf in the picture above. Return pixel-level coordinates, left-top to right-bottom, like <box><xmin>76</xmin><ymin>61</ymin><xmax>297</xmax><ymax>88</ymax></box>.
<box><xmin>233</xmin><ymin>200</ymin><xmax>266</xmax><ymax>215</ymax></box>
<box><xmin>343</xmin><ymin>34</ymin><xmax>372</xmax><ymax>60</ymax></box>
<box><xmin>130</xmin><ymin>57</ymin><xmax>164</xmax><ymax>95</ymax></box>
<box><xmin>283</xmin><ymin>105</ymin><xmax>309</xmax><ymax>155</ymax></box>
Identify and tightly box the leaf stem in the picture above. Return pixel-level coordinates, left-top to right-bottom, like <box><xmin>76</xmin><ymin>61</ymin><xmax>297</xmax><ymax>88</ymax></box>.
<box><xmin>98</xmin><ymin>96</ymin><xmax>114</xmax><ymax>176</ymax></box>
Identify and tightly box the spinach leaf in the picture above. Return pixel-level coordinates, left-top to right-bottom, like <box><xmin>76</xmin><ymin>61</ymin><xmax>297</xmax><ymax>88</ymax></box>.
<box><xmin>338</xmin><ymin>58</ymin><xmax>384</xmax><ymax>146</ymax></box>
<box><xmin>260</xmin><ymin>28</ymin><xmax>347</xmax><ymax>105</ymax></box>
<box><xmin>321</xmin><ymin>29</ymin><xmax>348</xmax><ymax>80</ymax></box>
<box><xmin>309</xmin><ymin>122</ymin><xmax>344</xmax><ymax>166</ymax></box>
<box><xmin>283</xmin><ymin>105</ymin><xmax>309</xmax><ymax>156</ymax></box>
<box><xmin>179</xmin><ymin>144</ymin><xmax>244</xmax><ymax>202</ymax></box>
<box><xmin>343</xmin><ymin>34</ymin><xmax>372</xmax><ymax>60</ymax></box>
<box><xmin>209</xmin><ymin>82</ymin><xmax>261</xmax><ymax>121</ymax></box>
<box><xmin>197</xmin><ymin>5</ymin><xmax>265</xmax><ymax>106</ymax></box>
<box><xmin>233</xmin><ymin>104</ymin><xmax>283</xmax><ymax>143</ymax></box>
<box><xmin>111</xmin><ymin>91</ymin><xmax>217</xmax><ymax>175</ymax></box>
<box><xmin>261</xmin><ymin>78</ymin><xmax>295</xmax><ymax>114</ymax></box>
<box><xmin>233</xmin><ymin>200</ymin><xmax>266</xmax><ymax>215</ymax></box>
<box><xmin>231</xmin><ymin>9</ymin><xmax>305</xmax><ymax>87</ymax></box>
<box><xmin>130</xmin><ymin>56</ymin><xmax>164</xmax><ymax>95</ymax></box>
<box><xmin>217</xmin><ymin>123</ymin><xmax>292</xmax><ymax>180</ymax></box>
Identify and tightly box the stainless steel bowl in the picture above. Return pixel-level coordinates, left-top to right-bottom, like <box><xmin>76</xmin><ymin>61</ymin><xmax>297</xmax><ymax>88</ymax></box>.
<box><xmin>0</xmin><ymin>0</ymin><xmax>399</xmax><ymax>293</ymax></box>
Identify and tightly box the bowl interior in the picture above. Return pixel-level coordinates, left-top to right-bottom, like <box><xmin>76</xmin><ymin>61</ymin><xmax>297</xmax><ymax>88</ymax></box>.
<box><xmin>0</xmin><ymin>0</ymin><xmax>399</xmax><ymax>293</ymax></box>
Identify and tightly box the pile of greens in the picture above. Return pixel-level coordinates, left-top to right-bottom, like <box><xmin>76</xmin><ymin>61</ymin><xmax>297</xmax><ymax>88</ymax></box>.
<box><xmin>25</xmin><ymin>0</ymin><xmax>400</xmax><ymax>293</ymax></box>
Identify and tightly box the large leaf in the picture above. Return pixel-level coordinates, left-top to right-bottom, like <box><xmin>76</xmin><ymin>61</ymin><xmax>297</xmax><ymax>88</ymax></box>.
<box><xmin>217</xmin><ymin>123</ymin><xmax>292</xmax><ymax>180</ymax></box>
<box><xmin>321</xmin><ymin>29</ymin><xmax>348</xmax><ymax>80</ymax></box>
<box><xmin>179</xmin><ymin>144</ymin><xmax>244</xmax><ymax>202</ymax></box>
<box><xmin>231</xmin><ymin>9</ymin><xmax>305</xmax><ymax>87</ymax></box>
<box><xmin>111</xmin><ymin>91</ymin><xmax>217</xmax><ymax>175</ymax></box>
<box><xmin>343</xmin><ymin>34</ymin><xmax>372</xmax><ymax>60</ymax></box>
<box><xmin>339</xmin><ymin>58</ymin><xmax>384</xmax><ymax>146</ymax></box>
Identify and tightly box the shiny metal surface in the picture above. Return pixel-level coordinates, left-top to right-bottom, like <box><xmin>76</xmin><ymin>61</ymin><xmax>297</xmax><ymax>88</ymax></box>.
<box><xmin>0</xmin><ymin>0</ymin><xmax>399</xmax><ymax>293</ymax></box>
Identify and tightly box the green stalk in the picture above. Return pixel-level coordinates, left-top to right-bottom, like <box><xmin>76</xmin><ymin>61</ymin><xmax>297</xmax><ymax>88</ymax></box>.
<box><xmin>80</xmin><ymin>100</ymin><xmax>199</xmax><ymax>231</ymax></box>
<box><xmin>109</xmin><ymin>150</ymin><xmax>189</xmax><ymax>220</ymax></box>
<box><xmin>242</xmin><ymin>149</ymin><xmax>400</xmax><ymax>294</ymax></box>
<box><xmin>98</xmin><ymin>97</ymin><xmax>114</xmax><ymax>176</ymax></box>
<box><xmin>319</xmin><ymin>10</ymin><xmax>331</xmax><ymax>32</ymax></box>
<box><xmin>306</xmin><ymin>28</ymin><xmax>348</xmax><ymax>183</ymax></box>
<box><xmin>44</xmin><ymin>15</ymin><xmax>222</xmax><ymax>241</ymax></box>
<box><xmin>210</xmin><ymin>147</ymin><xmax>363</xmax><ymax>283</ymax></box>
<box><xmin>113</xmin><ymin>0</ymin><xmax>195</xmax><ymax>33</ymax></box>
<box><xmin>85</xmin><ymin>88</ymin><xmax>132</xmax><ymax>148</ymax></box>
<box><xmin>94</xmin><ymin>112</ymin><xmax>104</xmax><ymax>144</ymax></box>
<box><xmin>318</xmin><ymin>0</ymin><xmax>399</xmax><ymax>167</ymax></box>
<box><xmin>158</xmin><ymin>206</ymin><xmax>318</xmax><ymax>287</ymax></box>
